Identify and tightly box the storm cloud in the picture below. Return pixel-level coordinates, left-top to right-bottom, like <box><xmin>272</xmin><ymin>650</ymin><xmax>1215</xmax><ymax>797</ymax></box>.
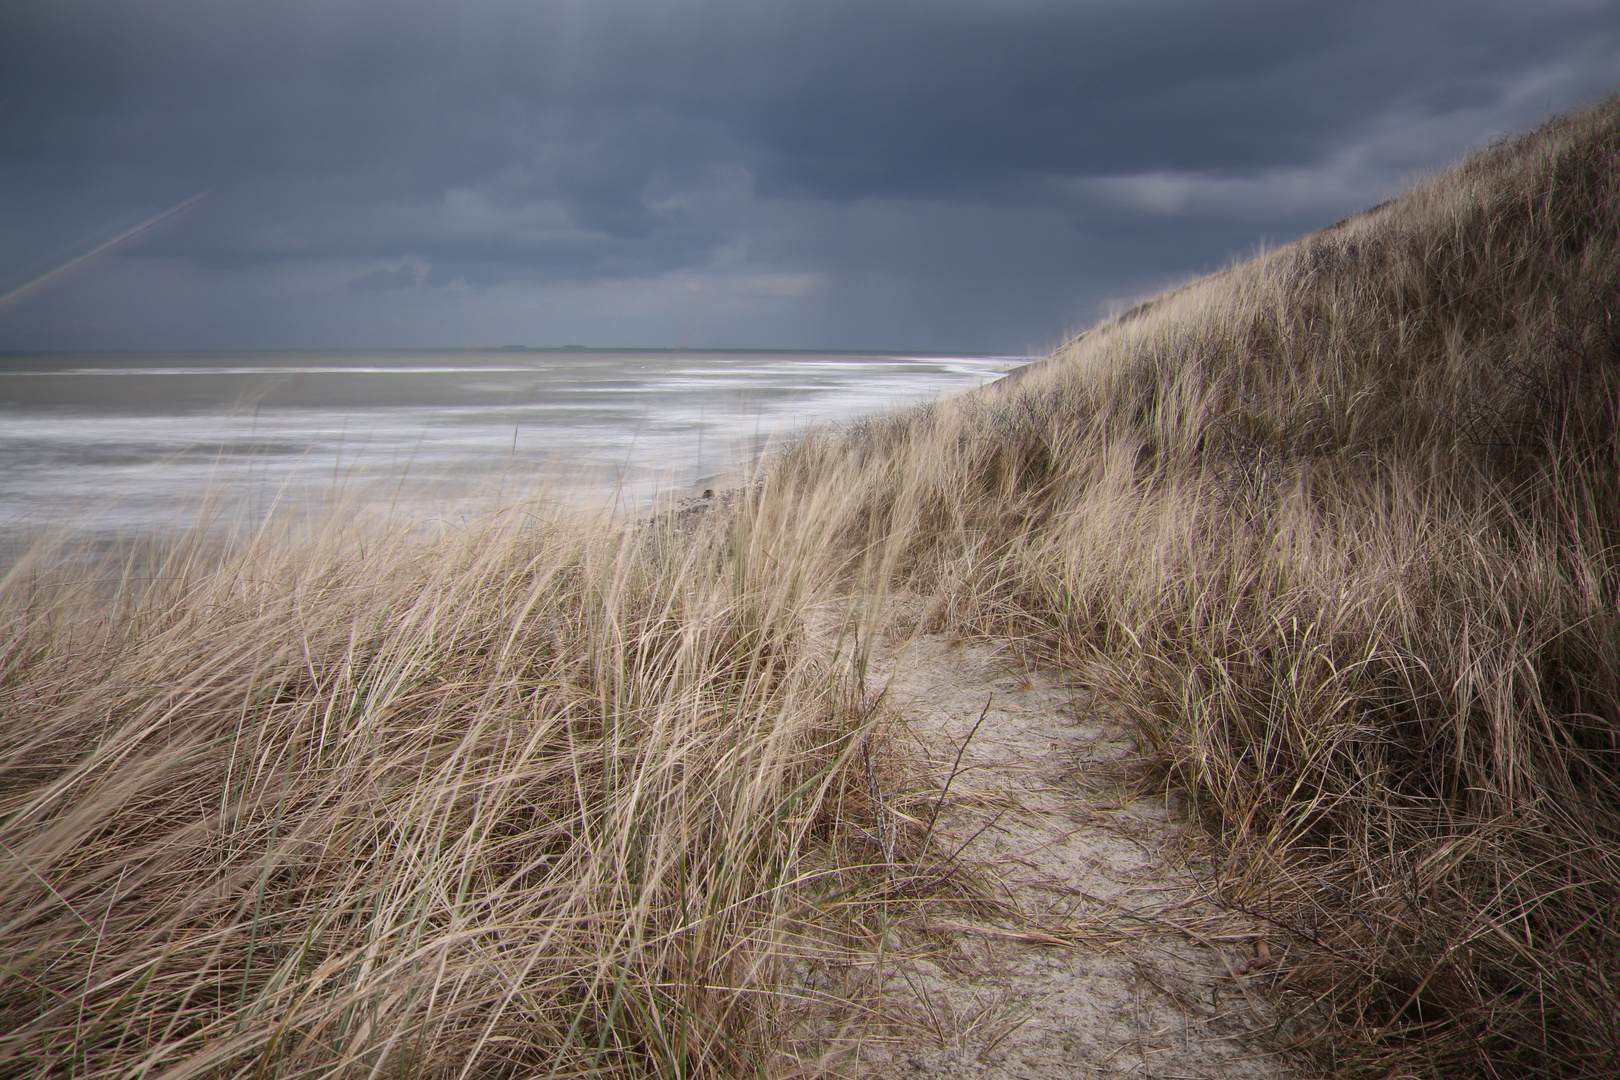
<box><xmin>2</xmin><ymin>0</ymin><xmax>1618</xmax><ymax>351</ymax></box>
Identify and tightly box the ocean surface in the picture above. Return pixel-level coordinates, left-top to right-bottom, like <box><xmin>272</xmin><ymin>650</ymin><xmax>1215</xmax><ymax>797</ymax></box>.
<box><xmin>0</xmin><ymin>348</ymin><xmax>1020</xmax><ymax>542</ymax></box>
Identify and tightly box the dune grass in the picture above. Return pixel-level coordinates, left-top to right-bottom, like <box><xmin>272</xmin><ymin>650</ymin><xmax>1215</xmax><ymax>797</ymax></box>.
<box><xmin>770</xmin><ymin>93</ymin><xmax>1620</xmax><ymax>1076</ymax></box>
<box><xmin>0</xmin><ymin>487</ymin><xmax>920</xmax><ymax>1079</ymax></box>
<box><xmin>4</xmin><ymin>93</ymin><xmax>1619</xmax><ymax>1079</ymax></box>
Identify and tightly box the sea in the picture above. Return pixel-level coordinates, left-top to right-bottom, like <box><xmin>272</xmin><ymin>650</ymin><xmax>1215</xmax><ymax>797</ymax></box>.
<box><xmin>0</xmin><ymin>348</ymin><xmax>1021</xmax><ymax>546</ymax></box>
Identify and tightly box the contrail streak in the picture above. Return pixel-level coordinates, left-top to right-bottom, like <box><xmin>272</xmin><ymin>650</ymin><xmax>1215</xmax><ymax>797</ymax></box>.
<box><xmin>0</xmin><ymin>192</ymin><xmax>208</xmax><ymax>311</ymax></box>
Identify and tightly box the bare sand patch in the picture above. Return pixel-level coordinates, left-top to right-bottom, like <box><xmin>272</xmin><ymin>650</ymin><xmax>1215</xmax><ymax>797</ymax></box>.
<box><xmin>791</xmin><ymin>623</ymin><xmax>1307</xmax><ymax>1079</ymax></box>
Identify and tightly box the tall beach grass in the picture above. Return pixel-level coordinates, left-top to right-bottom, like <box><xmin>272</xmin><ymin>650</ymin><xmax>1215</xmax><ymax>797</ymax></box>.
<box><xmin>772</xmin><ymin>93</ymin><xmax>1620</xmax><ymax>1076</ymax></box>
<box><xmin>0</xmin><ymin>483</ymin><xmax>916</xmax><ymax>1079</ymax></box>
<box><xmin>4</xmin><ymin>93</ymin><xmax>1619</xmax><ymax>1079</ymax></box>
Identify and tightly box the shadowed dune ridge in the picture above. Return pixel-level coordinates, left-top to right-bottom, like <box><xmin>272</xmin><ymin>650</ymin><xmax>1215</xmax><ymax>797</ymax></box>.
<box><xmin>2</xmin><ymin>94</ymin><xmax>1619</xmax><ymax>1078</ymax></box>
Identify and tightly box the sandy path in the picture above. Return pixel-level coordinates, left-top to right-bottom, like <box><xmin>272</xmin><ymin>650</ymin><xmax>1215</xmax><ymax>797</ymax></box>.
<box><xmin>804</xmin><ymin>629</ymin><xmax>1305</xmax><ymax>1079</ymax></box>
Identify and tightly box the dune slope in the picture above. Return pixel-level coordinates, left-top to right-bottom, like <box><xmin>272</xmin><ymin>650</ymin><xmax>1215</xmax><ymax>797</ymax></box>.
<box><xmin>774</xmin><ymin>92</ymin><xmax>1620</xmax><ymax>1077</ymax></box>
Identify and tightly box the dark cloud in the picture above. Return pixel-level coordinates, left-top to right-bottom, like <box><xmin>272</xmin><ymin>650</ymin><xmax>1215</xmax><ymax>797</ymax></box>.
<box><xmin>1</xmin><ymin>0</ymin><xmax>1617</xmax><ymax>350</ymax></box>
<box><xmin>347</xmin><ymin>265</ymin><xmax>419</xmax><ymax>291</ymax></box>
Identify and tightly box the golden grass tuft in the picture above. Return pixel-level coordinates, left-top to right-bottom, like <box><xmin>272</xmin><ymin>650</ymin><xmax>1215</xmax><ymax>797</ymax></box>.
<box><xmin>0</xmin><ymin>489</ymin><xmax>907</xmax><ymax>1079</ymax></box>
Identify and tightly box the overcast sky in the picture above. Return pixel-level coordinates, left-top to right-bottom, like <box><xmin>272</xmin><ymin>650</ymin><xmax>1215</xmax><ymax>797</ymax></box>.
<box><xmin>2</xmin><ymin>0</ymin><xmax>1618</xmax><ymax>353</ymax></box>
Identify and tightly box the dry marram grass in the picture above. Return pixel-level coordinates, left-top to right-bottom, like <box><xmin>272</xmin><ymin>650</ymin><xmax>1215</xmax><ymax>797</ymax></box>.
<box><xmin>0</xmin><ymin>493</ymin><xmax>914</xmax><ymax>1078</ymax></box>
<box><xmin>774</xmin><ymin>94</ymin><xmax>1620</xmax><ymax>1077</ymax></box>
<box><xmin>5</xmin><ymin>93</ymin><xmax>1620</xmax><ymax>1079</ymax></box>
